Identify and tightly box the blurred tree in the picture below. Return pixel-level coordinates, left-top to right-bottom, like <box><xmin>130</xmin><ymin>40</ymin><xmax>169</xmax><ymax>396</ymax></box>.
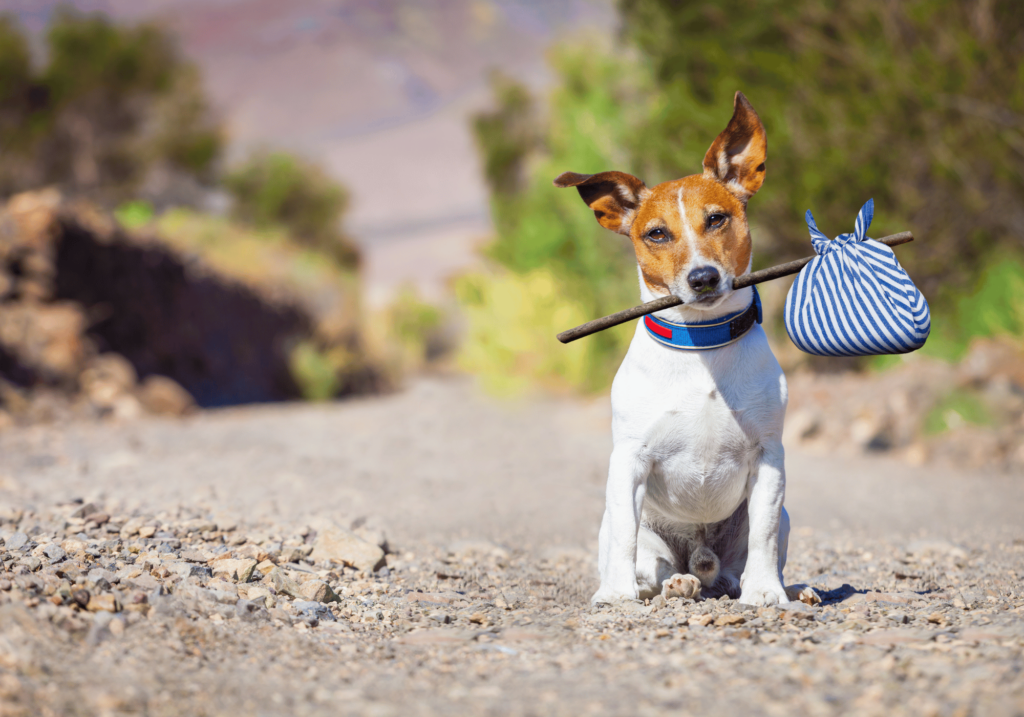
<box><xmin>619</xmin><ymin>0</ymin><xmax>1024</xmax><ymax>303</ymax></box>
<box><xmin>473</xmin><ymin>71</ymin><xmax>540</xmax><ymax>200</ymax></box>
<box><xmin>0</xmin><ymin>9</ymin><xmax>222</xmax><ymax>200</ymax></box>
<box><xmin>224</xmin><ymin>151</ymin><xmax>360</xmax><ymax>269</ymax></box>
<box><xmin>465</xmin><ymin>0</ymin><xmax>1024</xmax><ymax>391</ymax></box>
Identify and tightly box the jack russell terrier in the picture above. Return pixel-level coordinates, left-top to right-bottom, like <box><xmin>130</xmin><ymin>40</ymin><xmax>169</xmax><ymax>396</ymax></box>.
<box><xmin>556</xmin><ymin>92</ymin><xmax>812</xmax><ymax>607</ymax></box>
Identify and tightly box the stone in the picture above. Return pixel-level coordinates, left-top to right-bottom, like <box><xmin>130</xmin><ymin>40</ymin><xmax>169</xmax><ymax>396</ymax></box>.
<box><xmin>243</xmin><ymin>586</ymin><xmax>276</xmax><ymax>609</ymax></box>
<box><xmin>71</xmin><ymin>503</ymin><xmax>100</xmax><ymax>519</ymax></box>
<box><xmin>42</xmin><ymin>544</ymin><xmax>66</xmax><ymax>562</ymax></box>
<box><xmin>211</xmin><ymin>558</ymin><xmax>257</xmax><ymax>583</ymax></box>
<box><xmin>688</xmin><ymin>614</ymin><xmax>714</xmax><ymax>627</ymax></box>
<box><xmin>86</xmin><ymin>594</ymin><xmax>121</xmax><ymax>612</ymax></box>
<box><xmin>255</xmin><ymin>559</ymin><xmax>276</xmax><ymax>576</ymax></box>
<box><xmin>293</xmin><ymin>601</ymin><xmax>336</xmax><ymax>622</ymax></box>
<box><xmin>18</xmin><ymin>556</ymin><xmax>42</xmax><ymax>572</ymax></box>
<box><xmin>6</xmin><ymin>532</ymin><xmax>29</xmax><ymax>551</ymax></box>
<box><xmin>309</xmin><ymin>525</ymin><xmax>385</xmax><ymax>572</ymax></box>
<box><xmin>60</xmin><ymin>538</ymin><xmax>86</xmax><ymax>554</ymax></box>
<box><xmin>299</xmin><ymin>580</ymin><xmax>341</xmax><ymax>604</ymax></box>
<box><xmin>88</xmin><ymin>568</ymin><xmax>116</xmax><ymax>585</ymax></box>
<box><xmin>714</xmin><ymin>614</ymin><xmax>746</xmax><ymax>627</ymax></box>
<box><xmin>136</xmin><ymin>375</ymin><xmax>195</xmax><ymax>416</ymax></box>
<box><xmin>267</xmin><ymin>568</ymin><xmax>305</xmax><ymax>599</ymax></box>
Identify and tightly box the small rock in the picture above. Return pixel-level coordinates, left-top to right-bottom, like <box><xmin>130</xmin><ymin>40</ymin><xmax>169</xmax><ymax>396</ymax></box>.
<box><xmin>60</xmin><ymin>538</ymin><xmax>86</xmax><ymax>554</ymax></box>
<box><xmin>299</xmin><ymin>579</ymin><xmax>341</xmax><ymax>604</ymax></box>
<box><xmin>688</xmin><ymin>614</ymin><xmax>714</xmax><ymax>627</ymax></box>
<box><xmin>890</xmin><ymin>612</ymin><xmax>909</xmax><ymax>624</ymax></box>
<box><xmin>6</xmin><ymin>532</ymin><xmax>29</xmax><ymax>551</ymax></box>
<box><xmin>255</xmin><ymin>559</ymin><xmax>276</xmax><ymax>576</ymax></box>
<box><xmin>243</xmin><ymin>585</ymin><xmax>275</xmax><ymax>608</ymax></box>
<box><xmin>235</xmin><ymin>599</ymin><xmax>269</xmax><ymax>620</ymax></box>
<box><xmin>18</xmin><ymin>556</ymin><xmax>42</xmax><ymax>572</ymax></box>
<box><xmin>138</xmin><ymin>526</ymin><xmax>157</xmax><ymax>539</ymax></box>
<box><xmin>136</xmin><ymin>375</ymin><xmax>195</xmax><ymax>416</ymax></box>
<box><xmin>309</xmin><ymin>525</ymin><xmax>385</xmax><ymax>572</ymax></box>
<box><xmin>72</xmin><ymin>589</ymin><xmax>91</xmax><ymax>608</ymax></box>
<box><xmin>714</xmin><ymin>614</ymin><xmax>746</xmax><ymax>627</ymax></box>
<box><xmin>86</xmin><ymin>513</ymin><xmax>110</xmax><ymax>526</ymax></box>
<box><xmin>267</xmin><ymin>567</ymin><xmax>304</xmax><ymax>599</ymax></box>
<box><xmin>86</xmin><ymin>594</ymin><xmax>121</xmax><ymax>612</ymax></box>
<box><xmin>211</xmin><ymin>558</ymin><xmax>257</xmax><ymax>583</ymax></box>
<box><xmin>71</xmin><ymin>503</ymin><xmax>100</xmax><ymax>519</ymax></box>
<box><xmin>42</xmin><ymin>544</ymin><xmax>66</xmax><ymax>562</ymax></box>
<box><xmin>926</xmin><ymin>612</ymin><xmax>947</xmax><ymax>625</ymax></box>
<box><xmin>88</xmin><ymin>568</ymin><xmax>116</xmax><ymax>585</ymax></box>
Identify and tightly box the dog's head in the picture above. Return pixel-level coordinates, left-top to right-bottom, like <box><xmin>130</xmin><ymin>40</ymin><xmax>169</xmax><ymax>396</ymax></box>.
<box><xmin>554</xmin><ymin>91</ymin><xmax>766</xmax><ymax>311</ymax></box>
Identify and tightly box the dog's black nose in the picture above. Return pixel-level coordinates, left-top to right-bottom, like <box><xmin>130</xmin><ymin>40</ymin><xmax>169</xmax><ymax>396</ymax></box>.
<box><xmin>687</xmin><ymin>266</ymin><xmax>721</xmax><ymax>294</ymax></box>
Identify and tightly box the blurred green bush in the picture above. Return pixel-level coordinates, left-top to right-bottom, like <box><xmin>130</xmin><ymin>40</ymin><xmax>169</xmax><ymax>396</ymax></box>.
<box><xmin>0</xmin><ymin>9</ymin><xmax>221</xmax><ymax>201</ymax></box>
<box><xmin>463</xmin><ymin>0</ymin><xmax>1024</xmax><ymax>392</ymax></box>
<box><xmin>224</xmin><ymin>151</ymin><xmax>360</xmax><ymax>270</ymax></box>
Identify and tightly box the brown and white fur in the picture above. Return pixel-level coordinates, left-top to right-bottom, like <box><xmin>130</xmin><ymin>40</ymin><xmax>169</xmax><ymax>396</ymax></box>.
<box><xmin>556</xmin><ymin>92</ymin><xmax>811</xmax><ymax>606</ymax></box>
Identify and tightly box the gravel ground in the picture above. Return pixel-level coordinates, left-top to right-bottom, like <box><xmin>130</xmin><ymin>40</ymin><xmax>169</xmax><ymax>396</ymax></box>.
<box><xmin>1</xmin><ymin>377</ymin><xmax>1022</xmax><ymax>717</ymax></box>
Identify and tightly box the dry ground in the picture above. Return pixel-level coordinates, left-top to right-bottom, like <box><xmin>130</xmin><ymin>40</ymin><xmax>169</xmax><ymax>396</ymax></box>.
<box><xmin>1</xmin><ymin>377</ymin><xmax>1022</xmax><ymax>716</ymax></box>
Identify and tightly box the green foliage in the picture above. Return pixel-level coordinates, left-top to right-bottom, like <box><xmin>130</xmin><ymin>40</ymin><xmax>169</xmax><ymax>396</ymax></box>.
<box><xmin>473</xmin><ymin>71</ymin><xmax>540</xmax><ymax>197</ymax></box>
<box><xmin>114</xmin><ymin>199</ymin><xmax>154</xmax><ymax>229</ymax></box>
<box><xmin>924</xmin><ymin>389</ymin><xmax>993</xmax><ymax>435</ymax></box>
<box><xmin>916</xmin><ymin>252</ymin><xmax>1024</xmax><ymax>362</ymax></box>
<box><xmin>0</xmin><ymin>9</ymin><xmax>222</xmax><ymax>199</ymax></box>
<box><xmin>289</xmin><ymin>341</ymin><xmax>342</xmax><ymax>402</ymax></box>
<box><xmin>385</xmin><ymin>286</ymin><xmax>445</xmax><ymax>364</ymax></box>
<box><xmin>224</xmin><ymin>151</ymin><xmax>359</xmax><ymax>269</ymax></box>
<box><xmin>464</xmin><ymin>2</ymin><xmax>1024</xmax><ymax>392</ymax></box>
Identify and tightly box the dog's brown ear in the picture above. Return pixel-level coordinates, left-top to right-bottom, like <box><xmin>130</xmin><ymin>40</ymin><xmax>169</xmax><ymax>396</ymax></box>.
<box><xmin>554</xmin><ymin>171</ymin><xmax>648</xmax><ymax>235</ymax></box>
<box><xmin>702</xmin><ymin>92</ymin><xmax>767</xmax><ymax>202</ymax></box>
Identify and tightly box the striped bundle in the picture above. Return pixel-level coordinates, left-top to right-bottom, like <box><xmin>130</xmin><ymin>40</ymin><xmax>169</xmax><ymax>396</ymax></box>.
<box><xmin>784</xmin><ymin>199</ymin><xmax>930</xmax><ymax>357</ymax></box>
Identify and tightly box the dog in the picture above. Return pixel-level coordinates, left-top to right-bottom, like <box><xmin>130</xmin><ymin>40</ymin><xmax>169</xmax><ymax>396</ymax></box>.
<box><xmin>556</xmin><ymin>92</ymin><xmax>812</xmax><ymax>607</ymax></box>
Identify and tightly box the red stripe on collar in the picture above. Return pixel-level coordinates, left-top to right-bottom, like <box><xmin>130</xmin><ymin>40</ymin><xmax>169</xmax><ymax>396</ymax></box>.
<box><xmin>644</xmin><ymin>315</ymin><xmax>673</xmax><ymax>339</ymax></box>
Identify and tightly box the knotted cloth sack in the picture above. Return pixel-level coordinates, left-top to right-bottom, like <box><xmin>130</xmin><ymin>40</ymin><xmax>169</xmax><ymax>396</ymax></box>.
<box><xmin>784</xmin><ymin>199</ymin><xmax>930</xmax><ymax>356</ymax></box>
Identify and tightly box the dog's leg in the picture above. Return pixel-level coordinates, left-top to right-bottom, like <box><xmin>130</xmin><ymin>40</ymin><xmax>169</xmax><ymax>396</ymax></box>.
<box><xmin>635</xmin><ymin>524</ymin><xmax>678</xmax><ymax>600</ymax></box>
<box><xmin>592</xmin><ymin>443</ymin><xmax>650</xmax><ymax>605</ymax></box>
<box><xmin>738</xmin><ymin>443</ymin><xmax>790</xmax><ymax>606</ymax></box>
<box><xmin>775</xmin><ymin>507</ymin><xmax>822</xmax><ymax>605</ymax></box>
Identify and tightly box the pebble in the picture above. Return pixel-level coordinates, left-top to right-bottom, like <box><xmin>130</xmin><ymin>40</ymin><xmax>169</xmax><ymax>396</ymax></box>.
<box><xmin>309</xmin><ymin>524</ymin><xmax>385</xmax><ymax>572</ymax></box>
<box><xmin>6</xmin><ymin>532</ymin><xmax>29</xmax><ymax>551</ymax></box>
<box><xmin>210</xmin><ymin>558</ymin><xmax>257</xmax><ymax>583</ymax></box>
<box><xmin>86</xmin><ymin>594</ymin><xmax>120</xmax><ymax>612</ymax></box>
<box><xmin>299</xmin><ymin>580</ymin><xmax>341</xmax><ymax>604</ymax></box>
<box><xmin>42</xmin><ymin>544</ymin><xmax>66</xmax><ymax>562</ymax></box>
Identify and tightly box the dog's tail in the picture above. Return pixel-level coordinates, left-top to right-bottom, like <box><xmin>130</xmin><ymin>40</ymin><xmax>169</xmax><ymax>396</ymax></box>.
<box><xmin>688</xmin><ymin>543</ymin><xmax>721</xmax><ymax>588</ymax></box>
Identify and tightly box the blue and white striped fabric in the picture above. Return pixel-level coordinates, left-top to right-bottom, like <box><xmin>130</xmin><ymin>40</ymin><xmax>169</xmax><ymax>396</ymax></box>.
<box><xmin>784</xmin><ymin>199</ymin><xmax>930</xmax><ymax>356</ymax></box>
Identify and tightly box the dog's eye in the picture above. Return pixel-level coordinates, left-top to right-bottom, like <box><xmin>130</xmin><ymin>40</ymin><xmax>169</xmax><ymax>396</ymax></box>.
<box><xmin>707</xmin><ymin>214</ymin><xmax>727</xmax><ymax>229</ymax></box>
<box><xmin>646</xmin><ymin>228</ymin><xmax>669</xmax><ymax>243</ymax></box>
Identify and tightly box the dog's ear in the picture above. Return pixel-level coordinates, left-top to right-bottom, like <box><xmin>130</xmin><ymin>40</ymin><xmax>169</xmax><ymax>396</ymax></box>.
<box><xmin>702</xmin><ymin>92</ymin><xmax>767</xmax><ymax>202</ymax></box>
<box><xmin>553</xmin><ymin>171</ymin><xmax>649</xmax><ymax>235</ymax></box>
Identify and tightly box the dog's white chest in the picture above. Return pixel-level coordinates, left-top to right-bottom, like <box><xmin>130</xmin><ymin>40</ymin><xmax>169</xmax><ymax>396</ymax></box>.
<box><xmin>641</xmin><ymin>388</ymin><xmax>757</xmax><ymax>524</ymax></box>
<box><xmin>610</xmin><ymin>324</ymin><xmax>784</xmax><ymax>526</ymax></box>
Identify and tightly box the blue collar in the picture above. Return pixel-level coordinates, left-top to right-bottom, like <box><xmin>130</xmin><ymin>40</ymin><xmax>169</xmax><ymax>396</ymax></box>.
<box><xmin>643</xmin><ymin>288</ymin><xmax>762</xmax><ymax>351</ymax></box>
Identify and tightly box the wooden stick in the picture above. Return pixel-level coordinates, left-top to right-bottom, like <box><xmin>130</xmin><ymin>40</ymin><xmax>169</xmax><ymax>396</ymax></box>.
<box><xmin>556</xmin><ymin>231</ymin><xmax>914</xmax><ymax>344</ymax></box>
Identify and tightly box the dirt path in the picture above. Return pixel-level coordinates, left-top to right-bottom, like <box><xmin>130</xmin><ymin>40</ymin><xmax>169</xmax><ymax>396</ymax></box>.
<box><xmin>1</xmin><ymin>377</ymin><xmax>1022</xmax><ymax>716</ymax></box>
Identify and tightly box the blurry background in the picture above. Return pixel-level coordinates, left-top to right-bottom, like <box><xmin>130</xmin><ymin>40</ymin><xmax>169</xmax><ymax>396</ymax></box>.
<box><xmin>0</xmin><ymin>0</ymin><xmax>1021</xmax><ymax>471</ymax></box>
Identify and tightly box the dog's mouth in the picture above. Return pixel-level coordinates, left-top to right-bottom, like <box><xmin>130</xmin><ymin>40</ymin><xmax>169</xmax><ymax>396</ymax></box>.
<box><xmin>688</xmin><ymin>287</ymin><xmax>732</xmax><ymax>308</ymax></box>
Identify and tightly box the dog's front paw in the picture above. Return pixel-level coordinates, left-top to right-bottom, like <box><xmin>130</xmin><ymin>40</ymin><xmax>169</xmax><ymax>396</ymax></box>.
<box><xmin>661</xmin><ymin>574</ymin><xmax>702</xmax><ymax>600</ymax></box>
<box><xmin>785</xmin><ymin>584</ymin><xmax>821</xmax><ymax>606</ymax></box>
<box><xmin>738</xmin><ymin>580</ymin><xmax>789</xmax><ymax>607</ymax></box>
<box><xmin>591</xmin><ymin>587</ymin><xmax>638</xmax><ymax>606</ymax></box>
